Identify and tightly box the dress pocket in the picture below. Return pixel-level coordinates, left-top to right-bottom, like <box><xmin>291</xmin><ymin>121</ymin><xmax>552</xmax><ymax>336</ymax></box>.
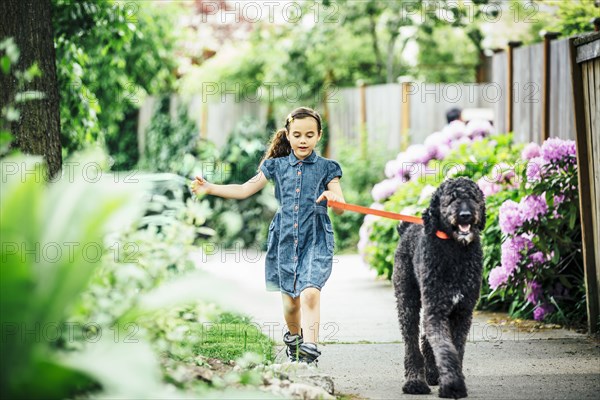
<box><xmin>324</xmin><ymin>222</ymin><xmax>334</xmax><ymax>253</ymax></box>
<box><xmin>267</xmin><ymin>217</ymin><xmax>277</xmax><ymax>248</ymax></box>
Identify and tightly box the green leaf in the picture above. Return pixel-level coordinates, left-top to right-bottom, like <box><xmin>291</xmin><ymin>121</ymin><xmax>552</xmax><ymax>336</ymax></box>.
<box><xmin>1</xmin><ymin>55</ymin><xmax>10</xmax><ymax>74</ymax></box>
<box><xmin>559</xmin><ymin>275</ymin><xmax>573</xmax><ymax>289</ymax></box>
<box><xmin>568</xmin><ymin>211</ymin><xmax>577</xmax><ymax>230</ymax></box>
<box><xmin>552</xmin><ymin>245</ymin><xmax>561</xmax><ymax>264</ymax></box>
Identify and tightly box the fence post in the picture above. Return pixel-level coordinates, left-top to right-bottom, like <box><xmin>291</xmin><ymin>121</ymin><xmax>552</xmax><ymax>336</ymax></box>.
<box><xmin>541</xmin><ymin>32</ymin><xmax>559</xmax><ymax>141</ymax></box>
<box><xmin>358</xmin><ymin>80</ymin><xmax>367</xmax><ymax>159</ymax></box>
<box><xmin>570</xmin><ymin>34</ymin><xmax>600</xmax><ymax>334</ymax></box>
<box><xmin>400</xmin><ymin>81</ymin><xmax>411</xmax><ymax>151</ymax></box>
<box><xmin>507</xmin><ymin>41</ymin><xmax>522</xmax><ymax>133</ymax></box>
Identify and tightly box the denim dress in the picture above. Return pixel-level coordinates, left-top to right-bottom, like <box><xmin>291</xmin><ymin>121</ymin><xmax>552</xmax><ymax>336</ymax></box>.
<box><xmin>260</xmin><ymin>150</ymin><xmax>343</xmax><ymax>298</ymax></box>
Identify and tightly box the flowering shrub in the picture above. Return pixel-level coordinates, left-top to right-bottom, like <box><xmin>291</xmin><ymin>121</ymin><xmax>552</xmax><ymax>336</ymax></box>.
<box><xmin>371</xmin><ymin>119</ymin><xmax>495</xmax><ymax>202</ymax></box>
<box><xmin>487</xmin><ymin>138</ymin><xmax>584</xmax><ymax>324</ymax></box>
<box><xmin>361</xmin><ymin>128</ymin><xmax>585</xmax><ymax>326</ymax></box>
<box><xmin>360</xmin><ymin>128</ymin><xmax>522</xmax><ymax>279</ymax></box>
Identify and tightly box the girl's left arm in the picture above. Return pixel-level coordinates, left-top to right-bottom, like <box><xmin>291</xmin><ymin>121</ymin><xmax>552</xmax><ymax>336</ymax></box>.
<box><xmin>316</xmin><ymin>177</ymin><xmax>345</xmax><ymax>216</ymax></box>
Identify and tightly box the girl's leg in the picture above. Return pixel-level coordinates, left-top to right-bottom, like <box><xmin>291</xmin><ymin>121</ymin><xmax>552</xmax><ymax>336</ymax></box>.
<box><xmin>281</xmin><ymin>293</ymin><xmax>301</xmax><ymax>334</ymax></box>
<box><xmin>300</xmin><ymin>288</ymin><xmax>320</xmax><ymax>344</ymax></box>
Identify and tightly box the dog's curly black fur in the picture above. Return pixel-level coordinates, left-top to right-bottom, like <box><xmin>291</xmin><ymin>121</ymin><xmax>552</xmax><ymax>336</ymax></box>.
<box><xmin>393</xmin><ymin>177</ymin><xmax>486</xmax><ymax>399</ymax></box>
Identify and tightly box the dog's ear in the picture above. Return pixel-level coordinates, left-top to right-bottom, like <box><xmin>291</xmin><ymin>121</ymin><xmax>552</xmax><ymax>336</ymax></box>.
<box><xmin>423</xmin><ymin>190</ymin><xmax>441</xmax><ymax>235</ymax></box>
<box><xmin>477</xmin><ymin>199</ymin><xmax>487</xmax><ymax>231</ymax></box>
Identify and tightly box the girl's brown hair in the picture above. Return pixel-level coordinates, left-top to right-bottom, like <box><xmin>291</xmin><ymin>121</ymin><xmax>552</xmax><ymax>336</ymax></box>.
<box><xmin>258</xmin><ymin>107</ymin><xmax>322</xmax><ymax>169</ymax></box>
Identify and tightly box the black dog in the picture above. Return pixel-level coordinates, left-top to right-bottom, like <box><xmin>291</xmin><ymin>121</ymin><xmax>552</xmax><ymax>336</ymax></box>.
<box><xmin>393</xmin><ymin>177</ymin><xmax>486</xmax><ymax>398</ymax></box>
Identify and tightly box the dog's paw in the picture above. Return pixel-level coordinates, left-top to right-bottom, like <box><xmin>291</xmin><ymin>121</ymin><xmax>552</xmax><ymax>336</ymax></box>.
<box><xmin>402</xmin><ymin>379</ymin><xmax>431</xmax><ymax>395</ymax></box>
<box><xmin>426</xmin><ymin>369</ymin><xmax>439</xmax><ymax>386</ymax></box>
<box><xmin>438</xmin><ymin>379</ymin><xmax>467</xmax><ymax>399</ymax></box>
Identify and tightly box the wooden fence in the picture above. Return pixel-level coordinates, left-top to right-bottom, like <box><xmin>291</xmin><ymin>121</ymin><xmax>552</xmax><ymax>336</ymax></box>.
<box><xmin>491</xmin><ymin>36</ymin><xmax>577</xmax><ymax>144</ymax></box>
<box><xmin>325</xmin><ymin>82</ymin><xmax>495</xmax><ymax>159</ymax></box>
<box><xmin>571</xmin><ymin>32</ymin><xmax>600</xmax><ymax>334</ymax></box>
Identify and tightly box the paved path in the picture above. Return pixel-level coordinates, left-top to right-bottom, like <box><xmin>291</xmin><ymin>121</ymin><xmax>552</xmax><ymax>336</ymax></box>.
<box><xmin>195</xmin><ymin>251</ymin><xmax>600</xmax><ymax>399</ymax></box>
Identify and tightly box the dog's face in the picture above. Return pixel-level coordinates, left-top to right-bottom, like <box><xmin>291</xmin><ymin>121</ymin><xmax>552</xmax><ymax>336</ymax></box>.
<box><xmin>423</xmin><ymin>178</ymin><xmax>486</xmax><ymax>246</ymax></box>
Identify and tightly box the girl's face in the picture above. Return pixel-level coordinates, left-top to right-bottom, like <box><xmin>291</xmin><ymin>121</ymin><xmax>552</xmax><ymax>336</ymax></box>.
<box><xmin>286</xmin><ymin>117</ymin><xmax>321</xmax><ymax>160</ymax></box>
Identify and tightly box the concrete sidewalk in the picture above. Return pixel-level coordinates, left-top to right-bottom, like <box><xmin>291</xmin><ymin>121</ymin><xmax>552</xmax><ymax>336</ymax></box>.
<box><xmin>195</xmin><ymin>251</ymin><xmax>600</xmax><ymax>399</ymax></box>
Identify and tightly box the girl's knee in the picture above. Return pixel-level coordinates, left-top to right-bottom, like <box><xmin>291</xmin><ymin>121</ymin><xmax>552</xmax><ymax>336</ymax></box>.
<box><xmin>282</xmin><ymin>294</ymin><xmax>301</xmax><ymax>314</ymax></box>
<box><xmin>301</xmin><ymin>288</ymin><xmax>320</xmax><ymax>308</ymax></box>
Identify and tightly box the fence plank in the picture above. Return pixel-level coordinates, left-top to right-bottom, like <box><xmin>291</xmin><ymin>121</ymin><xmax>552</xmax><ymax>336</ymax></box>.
<box><xmin>366</xmin><ymin>84</ymin><xmax>402</xmax><ymax>151</ymax></box>
<box><xmin>571</xmin><ymin>35</ymin><xmax>600</xmax><ymax>333</ymax></box>
<box><xmin>550</xmin><ymin>39</ymin><xmax>576</xmax><ymax>140</ymax></box>
<box><xmin>327</xmin><ymin>87</ymin><xmax>360</xmax><ymax>159</ymax></box>
<box><xmin>492</xmin><ymin>51</ymin><xmax>508</xmax><ymax>135</ymax></box>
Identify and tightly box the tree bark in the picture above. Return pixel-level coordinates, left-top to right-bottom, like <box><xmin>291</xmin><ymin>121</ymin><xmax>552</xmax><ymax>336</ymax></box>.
<box><xmin>0</xmin><ymin>0</ymin><xmax>62</xmax><ymax>177</ymax></box>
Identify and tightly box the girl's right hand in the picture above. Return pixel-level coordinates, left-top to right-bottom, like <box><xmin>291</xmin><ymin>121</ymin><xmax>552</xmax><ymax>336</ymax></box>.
<box><xmin>191</xmin><ymin>175</ymin><xmax>211</xmax><ymax>196</ymax></box>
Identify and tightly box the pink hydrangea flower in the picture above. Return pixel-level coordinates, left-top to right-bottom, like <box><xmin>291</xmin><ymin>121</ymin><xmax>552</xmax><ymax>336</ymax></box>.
<box><xmin>541</xmin><ymin>138</ymin><xmax>576</xmax><ymax>163</ymax></box>
<box><xmin>465</xmin><ymin>118</ymin><xmax>494</xmax><ymax>138</ymax></box>
<box><xmin>525</xmin><ymin>280</ymin><xmax>542</xmax><ymax>304</ymax></box>
<box><xmin>500</xmin><ymin>235</ymin><xmax>533</xmax><ymax>275</ymax></box>
<box><xmin>371</xmin><ymin>178</ymin><xmax>403</xmax><ymax>202</ymax></box>
<box><xmin>499</xmin><ymin>200</ymin><xmax>522</xmax><ymax>235</ymax></box>
<box><xmin>529</xmin><ymin>251</ymin><xmax>545</xmax><ymax>265</ymax></box>
<box><xmin>521</xmin><ymin>142</ymin><xmax>541</xmax><ymax>160</ymax></box>
<box><xmin>477</xmin><ymin>177</ymin><xmax>502</xmax><ymax>198</ymax></box>
<box><xmin>533</xmin><ymin>303</ymin><xmax>555</xmax><ymax>321</ymax></box>
<box><xmin>526</xmin><ymin>156</ymin><xmax>545</xmax><ymax>182</ymax></box>
<box><xmin>488</xmin><ymin>266</ymin><xmax>509</xmax><ymax>290</ymax></box>
<box><xmin>519</xmin><ymin>194</ymin><xmax>548</xmax><ymax>222</ymax></box>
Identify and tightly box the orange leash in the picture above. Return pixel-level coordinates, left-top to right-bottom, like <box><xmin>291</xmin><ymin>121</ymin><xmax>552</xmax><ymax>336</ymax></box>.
<box><xmin>326</xmin><ymin>200</ymin><xmax>449</xmax><ymax>240</ymax></box>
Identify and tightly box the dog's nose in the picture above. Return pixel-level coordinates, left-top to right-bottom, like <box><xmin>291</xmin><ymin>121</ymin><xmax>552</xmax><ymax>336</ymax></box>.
<box><xmin>459</xmin><ymin>211</ymin><xmax>472</xmax><ymax>219</ymax></box>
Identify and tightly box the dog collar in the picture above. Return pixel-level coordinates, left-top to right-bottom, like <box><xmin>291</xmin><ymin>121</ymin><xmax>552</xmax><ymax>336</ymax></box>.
<box><xmin>435</xmin><ymin>231</ymin><xmax>450</xmax><ymax>240</ymax></box>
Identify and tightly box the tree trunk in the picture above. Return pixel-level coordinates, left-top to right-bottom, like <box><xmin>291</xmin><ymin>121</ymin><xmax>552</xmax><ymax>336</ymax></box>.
<box><xmin>0</xmin><ymin>0</ymin><xmax>62</xmax><ymax>177</ymax></box>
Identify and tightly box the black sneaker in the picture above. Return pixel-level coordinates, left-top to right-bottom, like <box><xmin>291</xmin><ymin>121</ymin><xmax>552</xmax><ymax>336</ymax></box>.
<box><xmin>283</xmin><ymin>331</ymin><xmax>303</xmax><ymax>362</ymax></box>
<box><xmin>298</xmin><ymin>342</ymin><xmax>321</xmax><ymax>365</ymax></box>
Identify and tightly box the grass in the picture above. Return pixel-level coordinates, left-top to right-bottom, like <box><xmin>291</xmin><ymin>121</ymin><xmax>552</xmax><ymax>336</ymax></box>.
<box><xmin>194</xmin><ymin>312</ymin><xmax>275</xmax><ymax>363</ymax></box>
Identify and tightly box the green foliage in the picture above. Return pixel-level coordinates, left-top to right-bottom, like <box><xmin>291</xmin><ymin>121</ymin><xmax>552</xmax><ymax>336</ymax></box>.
<box><xmin>547</xmin><ymin>0</ymin><xmax>598</xmax><ymax>37</ymax></box>
<box><xmin>485</xmin><ymin>147</ymin><xmax>585</xmax><ymax>326</ymax></box>
<box><xmin>478</xmin><ymin>188</ymin><xmax>524</xmax><ymax>310</ymax></box>
<box><xmin>182</xmin><ymin>0</ymin><xmax>494</xmax><ymax>104</ymax></box>
<box><xmin>138</xmin><ymin>97</ymin><xmax>198</xmax><ymax>173</ymax></box>
<box><xmin>334</xmin><ymin>141</ymin><xmax>393</xmax><ymax>252</ymax></box>
<box><xmin>415</xmin><ymin>26</ymin><xmax>479</xmax><ymax>83</ymax></box>
<box><xmin>363</xmin><ymin>134</ymin><xmax>524</xmax><ymax>281</ymax></box>
<box><xmin>0</xmin><ymin>151</ymin><xmax>144</xmax><ymax>399</ymax></box>
<box><xmin>1</xmin><ymin>149</ymin><xmax>275</xmax><ymax>398</ymax></box>
<box><xmin>52</xmin><ymin>0</ymin><xmax>178</xmax><ymax>163</ymax></box>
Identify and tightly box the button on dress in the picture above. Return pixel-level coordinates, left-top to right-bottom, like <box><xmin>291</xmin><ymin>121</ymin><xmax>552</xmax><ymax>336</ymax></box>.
<box><xmin>260</xmin><ymin>150</ymin><xmax>343</xmax><ymax>298</ymax></box>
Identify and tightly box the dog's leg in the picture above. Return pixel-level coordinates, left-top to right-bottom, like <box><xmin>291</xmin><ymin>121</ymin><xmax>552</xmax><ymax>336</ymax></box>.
<box><xmin>423</xmin><ymin>311</ymin><xmax>468</xmax><ymax>399</ymax></box>
<box><xmin>395</xmin><ymin>273</ymin><xmax>430</xmax><ymax>394</ymax></box>
<box><xmin>450</xmin><ymin>307</ymin><xmax>474</xmax><ymax>372</ymax></box>
<box><xmin>421</xmin><ymin>334</ymin><xmax>439</xmax><ymax>386</ymax></box>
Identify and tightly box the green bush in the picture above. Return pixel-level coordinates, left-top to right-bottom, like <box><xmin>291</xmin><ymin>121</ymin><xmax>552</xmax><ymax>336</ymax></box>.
<box><xmin>204</xmin><ymin>118</ymin><xmax>278</xmax><ymax>249</ymax></box>
<box><xmin>334</xmin><ymin>141</ymin><xmax>392</xmax><ymax>252</ymax></box>
<box><xmin>485</xmin><ymin>138</ymin><xmax>585</xmax><ymax>326</ymax></box>
<box><xmin>361</xmin><ymin>134</ymin><xmax>524</xmax><ymax>282</ymax></box>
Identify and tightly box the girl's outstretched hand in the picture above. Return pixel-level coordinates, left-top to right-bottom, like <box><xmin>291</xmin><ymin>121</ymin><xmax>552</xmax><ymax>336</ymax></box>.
<box><xmin>191</xmin><ymin>175</ymin><xmax>211</xmax><ymax>196</ymax></box>
<box><xmin>316</xmin><ymin>190</ymin><xmax>344</xmax><ymax>204</ymax></box>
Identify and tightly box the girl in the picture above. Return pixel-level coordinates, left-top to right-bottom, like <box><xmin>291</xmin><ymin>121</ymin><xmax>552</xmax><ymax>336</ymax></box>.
<box><xmin>191</xmin><ymin>107</ymin><xmax>345</xmax><ymax>364</ymax></box>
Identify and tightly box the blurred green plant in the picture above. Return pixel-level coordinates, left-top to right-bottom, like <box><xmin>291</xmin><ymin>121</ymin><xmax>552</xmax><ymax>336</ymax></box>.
<box><xmin>204</xmin><ymin>118</ymin><xmax>279</xmax><ymax>249</ymax></box>
<box><xmin>363</xmin><ymin>134</ymin><xmax>524</xmax><ymax>280</ymax></box>
<box><xmin>52</xmin><ymin>0</ymin><xmax>179</xmax><ymax>166</ymax></box>
<box><xmin>0</xmin><ymin>150</ymin><xmax>145</xmax><ymax>399</ymax></box>
<box><xmin>138</xmin><ymin>96</ymin><xmax>199</xmax><ymax>174</ymax></box>
<box><xmin>1</xmin><ymin>148</ymin><xmax>276</xmax><ymax>398</ymax></box>
<box><xmin>334</xmin><ymin>141</ymin><xmax>392</xmax><ymax>252</ymax></box>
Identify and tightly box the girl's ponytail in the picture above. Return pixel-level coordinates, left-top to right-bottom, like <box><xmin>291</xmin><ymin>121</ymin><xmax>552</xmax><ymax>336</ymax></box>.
<box><xmin>258</xmin><ymin>128</ymin><xmax>291</xmax><ymax>170</ymax></box>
